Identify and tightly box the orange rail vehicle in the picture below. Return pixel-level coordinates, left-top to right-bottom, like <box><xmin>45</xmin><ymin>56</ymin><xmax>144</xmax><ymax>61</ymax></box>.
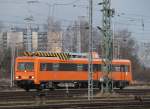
<box><xmin>14</xmin><ymin>52</ymin><xmax>132</xmax><ymax>91</ymax></box>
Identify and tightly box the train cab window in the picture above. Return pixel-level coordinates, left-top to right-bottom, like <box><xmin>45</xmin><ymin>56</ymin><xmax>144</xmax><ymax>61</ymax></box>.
<box><xmin>112</xmin><ymin>65</ymin><xmax>120</xmax><ymax>72</ymax></box>
<box><xmin>53</xmin><ymin>63</ymin><xmax>59</xmax><ymax>71</ymax></box>
<box><xmin>112</xmin><ymin>65</ymin><xmax>129</xmax><ymax>72</ymax></box>
<box><xmin>125</xmin><ymin>65</ymin><xmax>129</xmax><ymax>72</ymax></box>
<box><xmin>17</xmin><ymin>62</ymin><xmax>34</xmax><ymax>71</ymax></box>
<box><xmin>120</xmin><ymin>65</ymin><xmax>129</xmax><ymax>72</ymax></box>
<box><xmin>40</xmin><ymin>63</ymin><xmax>53</xmax><ymax>71</ymax></box>
<box><xmin>120</xmin><ymin>65</ymin><xmax>124</xmax><ymax>72</ymax></box>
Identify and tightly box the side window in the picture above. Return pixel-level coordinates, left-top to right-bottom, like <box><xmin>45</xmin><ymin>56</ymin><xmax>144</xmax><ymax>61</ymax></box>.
<box><xmin>40</xmin><ymin>63</ymin><xmax>53</xmax><ymax>71</ymax></box>
<box><xmin>47</xmin><ymin>63</ymin><xmax>53</xmax><ymax>71</ymax></box>
<box><xmin>40</xmin><ymin>63</ymin><xmax>47</xmax><ymax>71</ymax></box>
<box><xmin>77</xmin><ymin>64</ymin><xmax>83</xmax><ymax>71</ymax></box>
<box><xmin>80</xmin><ymin>64</ymin><xmax>101</xmax><ymax>71</ymax></box>
<box><xmin>53</xmin><ymin>63</ymin><xmax>59</xmax><ymax>71</ymax></box>
<box><xmin>59</xmin><ymin>63</ymin><xmax>77</xmax><ymax>71</ymax></box>
<box><xmin>93</xmin><ymin>64</ymin><xmax>101</xmax><ymax>71</ymax></box>
<box><xmin>98</xmin><ymin>64</ymin><xmax>101</xmax><ymax>71</ymax></box>
<box><xmin>83</xmin><ymin>64</ymin><xmax>88</xmax><ymax>71</ymax></box>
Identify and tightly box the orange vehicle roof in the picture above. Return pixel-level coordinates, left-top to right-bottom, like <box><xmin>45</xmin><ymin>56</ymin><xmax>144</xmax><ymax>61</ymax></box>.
<box><xmin>16</xmin><ymin>56</ymin><xmax>131</xmax><ymax>65</ymax></box>
<box><xmin>112</xmin><ymin>59</ymin><xmax>131</xmax><ymax>65</ymax></box>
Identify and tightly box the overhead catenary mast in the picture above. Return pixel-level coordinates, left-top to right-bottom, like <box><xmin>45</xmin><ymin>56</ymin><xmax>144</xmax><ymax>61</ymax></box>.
<box><xmin>99</xmin><ymin>0</ymin><xmax>114</xmax><ymax>92</ymax></box>
<box><xmin>24</xmin><ymin>16</ymin><xmax>33</xmax><ymax>52</ymax></box>
<box><xmin>25</xmin><ymin>1</ymin><xmax>36</xmax><ymax>52</ymax></box>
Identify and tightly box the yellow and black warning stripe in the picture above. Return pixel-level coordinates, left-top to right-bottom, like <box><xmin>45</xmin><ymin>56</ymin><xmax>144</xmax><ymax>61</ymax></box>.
<box><xmin>35</xmin><ymin>51</ymin><xmax>70</xmax><ymax>60</ymax></box>
<box><xmin>23</xmin><ymin>51</ymin><xmax>33</xmax><ymax>56</ymax></box>
<box><xmin>51</xmin><ymin>52</ymin><xmax>70</xmax><ymax>60</ymax></box>
<box><xmin>23</xmin><ymin>51</ymin><xmax>70</xmax><ymax>60</ymax></box>
<box><xmin>36</xmin><ymin>51</ymin><xmax>44</xmax><ymax>57</ymax></box>
<box><xmin>56</xmin><ymin>52</ymin><xmax>70</xmax><ymax>60</ymax></box>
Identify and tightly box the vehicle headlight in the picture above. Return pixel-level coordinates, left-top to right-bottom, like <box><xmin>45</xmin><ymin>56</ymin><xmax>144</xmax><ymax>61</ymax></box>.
<box><xmin>16</xmin><ymin>76</ymin><xmax>21</xmax><ymax>79</ymax></box>
<box><xmin>29</xmin><ymin>76</ymin><xmax>34</xmax><ymax>79</ymax></box>
<box><xmin>16</xmin><ymin>76</ymin><xmax>19</xmax><ymax>79</ymax></box>
<box><xmin>31</xmin><ymin>76</ymin><xmax>34</xmax><ymax>79</ymax></box>
<box><xmin>100</xmin><ymin>78</ymin><xmax>104</xmax><ymax>82</ymax></box>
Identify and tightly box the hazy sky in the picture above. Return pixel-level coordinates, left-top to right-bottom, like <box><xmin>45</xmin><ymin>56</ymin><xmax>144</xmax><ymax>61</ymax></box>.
<box><xmin>0</xmin><ymin>0</ymin><xmax>150</xmax><ymax>42</ymax></box>
<box><xmin>112</xmin><ymin>0</ymin><xmax>150</xmax><ymax>42</ymax></box>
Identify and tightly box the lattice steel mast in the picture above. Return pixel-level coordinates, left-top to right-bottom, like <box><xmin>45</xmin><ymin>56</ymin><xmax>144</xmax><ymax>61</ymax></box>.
<box><xmin>24</xmin><ymin>17</ymin><xmax>33</xmax><ymax>52</ymax></box>
<box><xmin>100</xmin><ymin>0</ymin><xmax>114</xmax><ymax>92</ymax></box>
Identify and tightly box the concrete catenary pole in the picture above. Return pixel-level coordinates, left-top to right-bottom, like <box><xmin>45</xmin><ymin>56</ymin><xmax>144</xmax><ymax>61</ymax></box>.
<box><xmin>88</xmin><ymin>0</ymin><xmax>93</xmax><ymax>101</ymax></box>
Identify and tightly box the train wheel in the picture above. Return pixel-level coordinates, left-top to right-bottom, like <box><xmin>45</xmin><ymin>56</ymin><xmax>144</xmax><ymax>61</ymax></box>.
<box><xmin>25</xmin><ymin>87</ymin><xmax>30</xmax><ymax>92</ymax></box>
<box><xmin>118</xmin><ymin>82</ymin><xmax>125</xmax><ymax>90</ymax></box>
<box><xmin>98</xmin><ymin>83</ymin><xmax>101</xmax><ymax>90</ymax></box>
<box><xmin>35</xmin><ymin>85</ymin><xmax>42</xmax><ymax>91</ymax></box>
<box><xmin>99</xmin><ymin>81</ymin><xmax>113</xmax><ymax>92</ymax></box>
<box><xmin>119</xmin><ymin>86</ymin><xmax>124</xmax><ymax>90</ymax></box>
<box><xmin>49</xmin><ymin>84</ymin><xmax>56</xmax><ymax>91</ymax></box>
<box><xmin>48</xmin><ymin>82</ymin><xmax>57</xmax><ymax>90</ymax></box>
<box><xmin>108</xmin><ymin>82</ymin><xmax>113</xmax><ymax>91</ymax></box>
<box><xmin>74</xmin><ymin>83</ymin><xmax>80</xmax><ymax>88</ymax></box>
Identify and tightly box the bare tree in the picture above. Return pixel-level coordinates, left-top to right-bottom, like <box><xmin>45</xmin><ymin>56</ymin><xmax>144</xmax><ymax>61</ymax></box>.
<box><xmin>46</xmin><ymin>17</ymin><xmax>62</xmax><ymax>32</ymax></box>
<box><xmin>63</xmin><ymin>18</ymin><xmax>101</xmax><ymax>53</ymax></box>
<box><xmin>114</xmin><ymin>29</ymin><xmax>150</xmax><ymax>81</ymax></box>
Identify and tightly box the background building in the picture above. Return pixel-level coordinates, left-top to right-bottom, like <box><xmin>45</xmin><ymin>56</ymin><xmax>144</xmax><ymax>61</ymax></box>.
<box><xmin>38</xmin><ymin>32</ymin><xmax>47</xmax><ymax>51</ymax></box>
<box><xmin>7</xmin><ymin>32</ymin><xmax>24</xmax><ymax>49</ymax></box>
<box><xmin>0</xmin><ymin>31</ymin><xmax>62</xmax><ymax>52</ymax></box>
<box><xmin>47</xmin><ymin>31</ymin><xmax>62</xmax><ymax>52</ymax></box>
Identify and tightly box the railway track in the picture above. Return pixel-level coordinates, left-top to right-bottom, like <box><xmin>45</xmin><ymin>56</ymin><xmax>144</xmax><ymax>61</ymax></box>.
<box><xmin>0</xmin><ymin>98</ymin><xmax>150</xmax><ymax>109</ymax></box>
<box><xmin>0</xmin><ymin>88</ymin><xmax>149</xmax><ymax>109</ymax></box>
<box><xmin>115</xmin><ymin>88</ymin><xmax>150</xmax><ymax>95</ymax></box>
<box><xmin>0</xmin><ymin>88</ymin><xmax>149</xmax><ymax>97</ymax></box>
